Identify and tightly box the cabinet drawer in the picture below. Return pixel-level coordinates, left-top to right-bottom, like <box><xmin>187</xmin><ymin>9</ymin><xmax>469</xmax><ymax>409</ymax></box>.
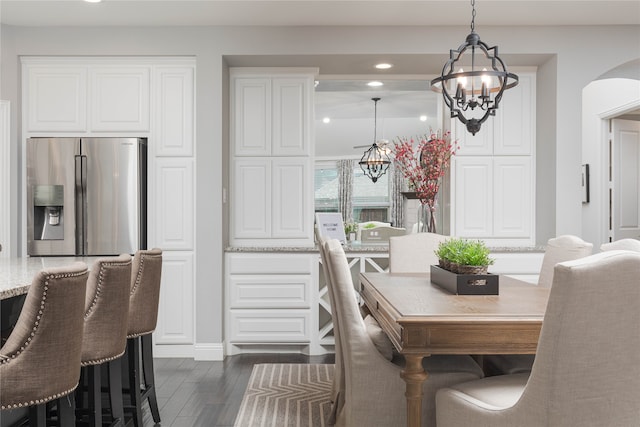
<box><xmin>228</xmin><ymin>310</ymin><xmax>311</xmax><ymax>343</ymax></box>
<box><xmin>229</xmin><ymin>275</ymin><xmax>311</xmax><ymax>308</ymax></box>
<box><xmin>227</xmin><ymin>253</ymin><xmax>314</xmax><ymax>274</ymax></box>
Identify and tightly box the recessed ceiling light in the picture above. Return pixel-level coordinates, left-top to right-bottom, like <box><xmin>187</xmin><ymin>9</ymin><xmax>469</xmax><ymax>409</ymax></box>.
<box><xmin>367</xmin><ymin>81</ymin><xmax>383</xmax><ymax>87</ymax></box>
<box><xmin>84</xmin><ymin>0</ymin><xmax>102</xmax><ymax>3</ymax></box>
<box><xmin>420</xmin><ymin>115</ymin><xmax>428</xmax><ymax>122</ymax></box>
<box><xmin>322</xmin><ymin>117</ymin><xmax>331</xmax><ymax>124</ymax></box>
<box><xmin>375</xmin><ymin>63</ymin><xmax>393</xmax><ymax>70</ymax></box>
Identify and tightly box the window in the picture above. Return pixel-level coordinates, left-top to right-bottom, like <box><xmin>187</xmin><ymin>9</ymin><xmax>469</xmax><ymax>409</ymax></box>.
<box><xmin>314</xmin><ymin>161</ymin><xmax>390</xmax><ymax>222</ymax></box>
<box><xmin>352</xmin><ymin>167</ymin><xmax>389</xmax><ymax>222</ymax></box>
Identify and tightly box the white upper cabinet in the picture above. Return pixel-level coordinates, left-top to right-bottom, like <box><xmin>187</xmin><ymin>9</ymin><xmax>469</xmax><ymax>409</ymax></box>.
<box><xmin>453</xmin><ymin>72</ymin><xmax>535</xmax><ymax>157</ymax></box>
<box><xmin>230</xmin><ymin>68</ymin><xmax>317</xmax><ymax>246</ymax></box>
<box><xmin>154</xmin><ymin>66</ymin><xmax>195</xmax><ymax>156</ymax></box>
<box><xmin>232</xmin><ymin>70</ymin><xmax>314</xmax><ymax>157</ymax></box>
<box><xmin>233</xmin><ymin>78</ymin><xmax>271</xmax><ymax>156</ymax></box>
<box><xmin>24</xmin><ymin>60</ymin><xmax>152</xmax><ymax>133</ymax></box>
<box><xmin>90</xmin><ymin>66</ymin><xmax>150</xmax><ymax>131</ymax></box>
<box><xmin>451</xmin><ymin>70</ymin><xmax>536</xmax><ymax>246</ymax></box>
<box><xmin>272</xmin><ymin>78</ymin><xmax>312</xmax><ymax>156</ymax></box>
<box><xmin>26</xmin><ymin>66</ymin><xmax>88</xmax><ymax>132</ymax></box>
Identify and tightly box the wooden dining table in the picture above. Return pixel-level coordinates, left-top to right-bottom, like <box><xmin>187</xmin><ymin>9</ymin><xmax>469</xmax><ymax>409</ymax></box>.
<box><xmin>359</xmin><ymin>272</ymin><xmax>550</xmax><ymax>427</ymax></box>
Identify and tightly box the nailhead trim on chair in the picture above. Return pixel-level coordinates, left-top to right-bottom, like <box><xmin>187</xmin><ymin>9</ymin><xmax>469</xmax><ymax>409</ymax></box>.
<box><xmin>84</xmin><ymin>263</ymin><xmax>107</xmax><ymax>319</ymax></box>
<box><xmin>0</xmin><ymin>271</ymin><xmax>86</xmax><ymax>365</ymax></box>
<box><xmin>0</xmin><ymin>385</ymin><xmax>77</xmax><ymax>410</ymax></box>
<box><xmin>130</xmin><ymin>254</ymin><xmax>149</xmax><ymax>296</ymax></box>
<box><xmin>126</xmin><ymin>330</ymin><xmax>154</xmax><ymax>339</ymax></box>
<box><xmin>80</xmin><ymin>349</ymin><xmax>126</xmax><ymax>367</ymax></box>
<box><xmin>127</xmin><ymin>252</ymin><xmax>160</xmax><ymax>338</ymax></box>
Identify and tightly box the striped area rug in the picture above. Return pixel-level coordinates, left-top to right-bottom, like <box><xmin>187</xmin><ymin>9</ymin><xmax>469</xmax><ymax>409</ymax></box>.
<box><xmin>234</xmin><ymin>363</ymin><xmax>334</xmax><ymax>427</ymax></box>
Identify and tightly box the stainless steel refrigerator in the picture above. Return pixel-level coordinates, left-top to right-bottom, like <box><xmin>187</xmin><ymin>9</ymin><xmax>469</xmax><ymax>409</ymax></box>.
<box><xmin>27</xmin><ymin>137</ymin><xmax>147</xmax><ymax>256</ymax></box>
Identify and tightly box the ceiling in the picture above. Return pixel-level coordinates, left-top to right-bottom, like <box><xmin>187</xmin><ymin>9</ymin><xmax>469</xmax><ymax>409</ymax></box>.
<box><xmin>1</xmin><ymin>1</ymin><xmax>639</xmax><ymax>27</ymax></box>
<box><xmin>3</xmin><ymin>1</ymin><xmax>637</xmax><ymax>156</ymax></box>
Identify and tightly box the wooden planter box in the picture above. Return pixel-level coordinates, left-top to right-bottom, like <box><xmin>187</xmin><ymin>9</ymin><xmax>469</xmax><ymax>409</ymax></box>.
<box><xmin>430</xmin><ymin>265</ymin><xmax>499</xmax><ymax>295</ymax></box>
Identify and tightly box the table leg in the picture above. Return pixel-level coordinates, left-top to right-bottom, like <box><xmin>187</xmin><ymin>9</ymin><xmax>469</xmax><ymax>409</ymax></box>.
<box><xmin>400</xmin><ymin>354</ymin><xmax>428</xmax><ymax>427</ymax></box>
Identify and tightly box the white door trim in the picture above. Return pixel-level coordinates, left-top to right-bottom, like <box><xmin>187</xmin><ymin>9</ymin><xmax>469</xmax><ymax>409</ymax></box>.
<box><xmin>0</xmin><ymin>101</ymin><xmax>10</xmax><ymax>257</ymax></box>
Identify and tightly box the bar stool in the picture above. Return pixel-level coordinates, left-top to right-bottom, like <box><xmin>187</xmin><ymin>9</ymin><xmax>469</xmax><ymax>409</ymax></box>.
<box><xmin>0</xmin><ymin>263</ymin><xmax>89</xmax><ymax>426</ymax></box>
<box><xmin>124</xmin><ymin>248</ymin><xmax>163</xmax><ymax>427</ymax></box>
<box><xmin>77</xmin><ymin>254</ymin><xmax>132</xmax><ymax>427</ymax></box>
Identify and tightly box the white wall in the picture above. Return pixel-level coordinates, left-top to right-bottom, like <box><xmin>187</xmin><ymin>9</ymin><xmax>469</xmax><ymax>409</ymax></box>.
<box><xmin>1</xmin><ymin>23</ymin><xmax>638</xmax><ymax>348</ymax></box>
<box><xmin>582</xmin><ymin>78</ymin><xmax>640</xmax><ymax>248</ymax></box>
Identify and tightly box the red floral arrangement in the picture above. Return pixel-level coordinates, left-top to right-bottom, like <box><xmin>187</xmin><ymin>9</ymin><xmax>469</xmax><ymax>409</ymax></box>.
<box><xmin>393</xmin><ymin>130</ymin><xmax>458</xmax><ymax>212</ymax></box>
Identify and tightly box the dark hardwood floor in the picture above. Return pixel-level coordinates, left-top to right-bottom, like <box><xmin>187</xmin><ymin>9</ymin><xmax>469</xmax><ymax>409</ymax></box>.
<box><xmin>146</xmin><ymin>353</ymin><xmax>335</xmax><ymax>427</ymax></box>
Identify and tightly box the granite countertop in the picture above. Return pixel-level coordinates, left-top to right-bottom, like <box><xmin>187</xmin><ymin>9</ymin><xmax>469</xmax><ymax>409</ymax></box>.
<box><xmin>225</xmin><ymin>244</ymin><xmax>545</xmax><ymax>253</ymax></box>
<box><xmin>0</xmin><ymin>257</ymin><xmax>100</xmax><ymax>300</ymax></box>
<box><xmin>225</xmin><ymin>243</ymin><xmax>390</xmax><ymax>253</ymax></box>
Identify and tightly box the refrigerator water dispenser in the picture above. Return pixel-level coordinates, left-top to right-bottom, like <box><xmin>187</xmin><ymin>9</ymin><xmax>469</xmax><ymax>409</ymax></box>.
<box><xmin>33</xmin><ymin>185</ymin><xmax>64</xmax><ymax>240</ymax></box>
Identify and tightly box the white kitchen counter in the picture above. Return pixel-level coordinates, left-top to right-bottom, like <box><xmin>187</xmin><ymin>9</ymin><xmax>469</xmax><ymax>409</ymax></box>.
<box><xmin>0</xmin><ymin>257</ymin><xmax>99</xmax><ymax>299</ymax></box>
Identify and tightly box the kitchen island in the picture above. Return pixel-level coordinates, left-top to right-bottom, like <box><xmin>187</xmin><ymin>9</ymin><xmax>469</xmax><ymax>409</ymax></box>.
<box><xmin>0</xmin><ymin>256</ymin><xmax>100</xmax><ymax>299</ymax></box>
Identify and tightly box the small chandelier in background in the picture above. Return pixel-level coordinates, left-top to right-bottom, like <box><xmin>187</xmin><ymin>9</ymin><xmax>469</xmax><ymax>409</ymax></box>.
<box><xmin>431</xmin><ymin>0</ymin><xmax>518</xmax><ymax>135</ymax></box>
<box><xmin>359</xmin><ymin>97</ymin><xmax>391</xmax><ymax>183</ymax></box>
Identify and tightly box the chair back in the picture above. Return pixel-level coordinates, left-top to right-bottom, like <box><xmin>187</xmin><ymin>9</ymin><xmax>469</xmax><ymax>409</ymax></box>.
<box><xmin>127</xmin><ymin>248</ymin><xmax>163</xmax><ymax>338</ymax></box>
<box><xmin>0</xmin><ymin>263</ymin><xmax>88</xmax><ymax>409</ymax></box>
<box><xmin>521</xmin><ymin>250</ymin><xmax>640</xmax><ymax>425</ymax></box>
<box><xmin>537</xmin><ymin>235</ymin><xmax>592</xmax><ymax>287</ymax></box>
<box><xmin>389</xmin><ymin>233</ymin><xmax>448</xmax><ymax>273</ymax></box>
<box><xmin>600</xmin><ymin>238</ymin><xmax>640</xmax><ymax>252</ymax></box>
<box><xmin>324</xmin><ymin>238</ymin><xmax>409</xmax><ymax>426</ymax></box>
<box><xmin>317</xmin><ymin>236</ymin><xmax>344</xmax><ymax>422</ymax></box>
<box><xmin>81</xmin><ymin>254</ymin><xmax>132</xmax><ymax>365</ymax></box>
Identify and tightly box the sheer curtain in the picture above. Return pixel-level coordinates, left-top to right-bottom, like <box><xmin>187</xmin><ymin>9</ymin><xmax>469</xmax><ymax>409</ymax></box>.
<box><xmin>338</xmin><ymin>159</ymin><xmax>354</xmax><ymax>222</ymax></box>
<box><xmin>389</xmin><ymin>162</ymin><xmax>405</xmax><ymax>228</ymax></box>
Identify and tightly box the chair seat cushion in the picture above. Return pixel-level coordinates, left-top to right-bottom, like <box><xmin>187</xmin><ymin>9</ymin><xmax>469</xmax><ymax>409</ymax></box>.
<box><xmin>439</xmin><ymin>372</ymin><xmax>529</xmax><ymax>410</ymax></box>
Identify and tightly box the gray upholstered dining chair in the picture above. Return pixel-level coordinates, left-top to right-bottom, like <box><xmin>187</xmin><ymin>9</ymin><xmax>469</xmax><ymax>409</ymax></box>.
<box><xmin>0</xmin><ymin>262</ymin><xmax>89</xmax><ymax>426</ymax></box>
<box><xmin>436</xmin><ymin>250</ymin><xmax>640</xmax><ymax>427</ymax></box>
<box><xmin>323</xmin><ymin>238</ymin><xmax>484</xmax><ymax>427</ymax></box>
<box><xmin>388</xmin><ymin>232</ymin><xmax>448</xmax><ymax>273</ymax></box>
<box><xmin>124</xmin><ymin>248</ymin><xmax>163</xmax><ymax>427</ymax></box>
<box><xmin>78</xmin><ymin>254</ymin><xmax>132</xmax><ymax>427</ymax></box>
<box><xmin>317</xmin><ymin>235</ymin><xmax>344</xmax><ymax>424</ymax></box>
<box><xmin>484</xmin><ymin>234</ymin><xmax>593</xmax><ymax>376</ymax></box>
<box><xmin>600</xmin><ymin>238</ymin><xmax>640</xmax><ymax>252</ymax></box>
<box><xmin>537</xmin><ymin>234</ymin><xmax>593</xmax><ymax>288</ymax></box>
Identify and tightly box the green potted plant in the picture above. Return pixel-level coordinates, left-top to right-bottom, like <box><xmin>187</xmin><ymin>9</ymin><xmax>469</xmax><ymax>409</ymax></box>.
<box><xmin>344</xmin><ymin>221</ymin><xmax>358</xmax><ymax>242</ymax></box>
<box><xmin>435</xmin><ymin>238</ymin><xmax>494</xmax><ymax>274</ymax></box>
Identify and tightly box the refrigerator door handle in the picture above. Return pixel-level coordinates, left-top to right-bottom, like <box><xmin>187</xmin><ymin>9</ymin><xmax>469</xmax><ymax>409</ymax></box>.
<box><xmin>75</xmin><ymin>155</ymin><xmax>88</xmax><ymax>255</ymax></box>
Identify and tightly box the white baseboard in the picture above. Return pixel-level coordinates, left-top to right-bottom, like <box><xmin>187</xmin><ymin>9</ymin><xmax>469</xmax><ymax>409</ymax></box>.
<box><xmin>194</xmin><ymin>343</ymin><xmax>224</xmax><ymax>361</ymax></box>
<box><xmin>151</xmin><ymin>343</ymin><xmax>225</xmax><ymax>360</ymax></box>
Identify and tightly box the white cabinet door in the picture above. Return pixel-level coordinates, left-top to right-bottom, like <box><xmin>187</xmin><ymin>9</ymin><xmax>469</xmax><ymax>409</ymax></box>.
<box><xmin>233</xmin><ymin>159</ymin><xmax>271</xmax><ymax>239</ymax></box>
<box><xmin>90</xmin><ymin>66</ymin><xmax>150</xmax><ymax>131</ymax></box>
<box><xmin>453</xmin><ymin>116</ymin><xmax>494</xmax><ymax>155</ymax></box>
<box><xmin>154</xmin><ymin>157</ymin><xmax>194</xmax><ymax>250</ymax></box>
<box><xmin>272</xmin><ymin>77</ymin><xmax>312</xmax><ymax>156</ymax></box>
<box><xmin>154</xmin><ymin>66</ymin><xmax>195</xmax><ymax>156</ymax></box>
<box><xmin>453</xmin><ymin>157</ymin><xmax>493</xmax><ymax>236</ymax></box>
<box><xmin>493</xmin><ymin>157</ymin><xmax>532</xmax><ymax>237</ymax></box>
<box><xmin>233</xmin><ymin>78</ymin><xmax>271</xmax><ymax>156</ymax></box>
<box><xmin>494</xmin><ymin>73</ymin><xmax>534</xmax><ymax>155</ymax></box>
<box><xmin>155</xmin><ymin>251</ymin><xmax>194</xmax><ymax>344</ymax></box>
<box><xmin>26</xmin><ymin>66</ymin><xmax>88</xmax><ymax>132</ymax></box>
<box><xmin>272</xmin><ymin>158</ymin><xmax>311</xmax><ymax>238</ymax></box>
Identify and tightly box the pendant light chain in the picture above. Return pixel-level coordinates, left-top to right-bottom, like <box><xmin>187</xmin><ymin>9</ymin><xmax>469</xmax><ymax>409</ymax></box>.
<box><xmin>470</xmin><ymin>0</ymin><xmax>476</xmax><ymax>33</ymax></box>
<box><xmin>373</xmin><ymin>97</ymin><xmax>378</xmax><ymax>143</ymax></box>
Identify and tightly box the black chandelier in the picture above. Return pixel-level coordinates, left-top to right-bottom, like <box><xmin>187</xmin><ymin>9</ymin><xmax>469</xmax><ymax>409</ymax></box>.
<box><xmin>359</xmin><ymin>97</ymin><xmax>391</xmax><ymax>183</ymax></box>
<box><xmin>431</xmin><ymin>0</ymin><xmax>518</xmax><ymax>135</ymax></box>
